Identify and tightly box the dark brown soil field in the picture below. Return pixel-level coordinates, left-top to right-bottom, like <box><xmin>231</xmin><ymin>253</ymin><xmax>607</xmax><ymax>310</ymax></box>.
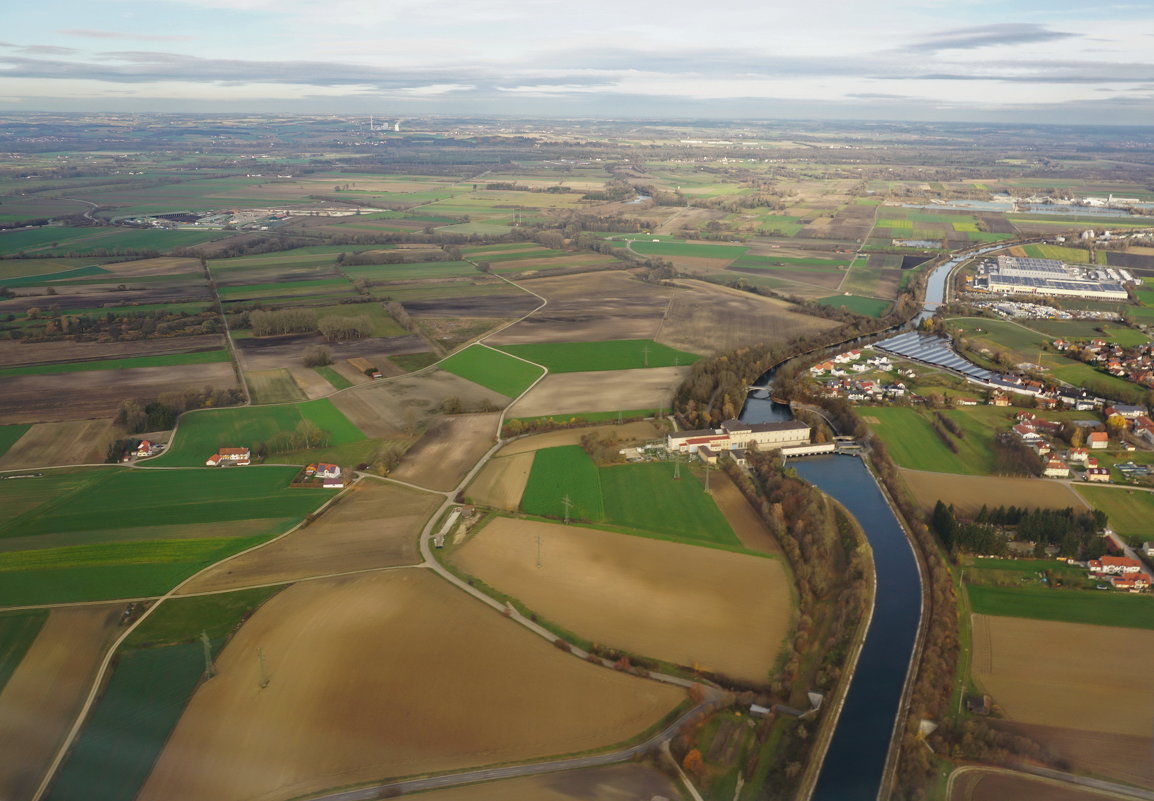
<box><xmin>235</xmin><ymin>333</ymin><xmax>428</xmax><ymax>372</ymax></box>
<box><xmin>0</xmin><ymin>604</ymin><xmax>127</xmax><ymax>801</ymax></box>
<box><xmin>179</xmin><ymin>480</ymin><xmax>440</xmax><ymax>593</ymax></box>
<box><xmin>658</xmin><ymin>280</ymin><xmax>838</xmax><ymax>355</ymax></box>
<box><xmin>0</xmin><ymin>282</ymin><xmax>211</xmax><ymax>314</ymax></box>
<box><xmin>0</xmin><ymin>363</ymin><xmax>238</xmax><ymax>424</ymax></box>
<box><xmin>390</xmin><ymin>413</ymin><xmax>498</xmax><ymax>491</ymax></box>
<box><xmin>400</xmin><ymin>294</ymin><xmax>540</xmax><ymax>318</ymax></box>
<box><xmin>487</xmin><ymin>271</ymin><xmax>674</xmax><ymax>345</ymax></box>
<box><xmin>0</xmin><ymin>334</ymin><xmax>226</xmax><ymax>368</ymax></box>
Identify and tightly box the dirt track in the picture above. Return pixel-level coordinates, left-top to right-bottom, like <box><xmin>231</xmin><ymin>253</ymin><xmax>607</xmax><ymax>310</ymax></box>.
<box><xmin>140</xmin><ymin>570</ymin><xmax>683</xmax><ymax>801</ymax></box>
<box><xmin>178</xmin><ymin>481</ymin><xmax>440</xmax><ymax>594</ymax></box>
<box><xmin>451</xmin><ymin>518</ymin><xmax>791</xmax><ymax>683</ymax></box>
<box><xmin>0</xmin><ymin>605</ymin><xmax>125</xmax><ymax>801</ymax></box>
<box><xmin>507</xmin><ymin>369</ymin><xmax>687</xmax><ymax>419</ymax></box>
<box><xmin>971</xmin><ymin>614</ymin><xmax>1154</xmax><ymax>737</ymax></box>
<box><xmin>391</xmin><ymin>413</ymin><xmax>499</xmax><ymax>491</ymax></box>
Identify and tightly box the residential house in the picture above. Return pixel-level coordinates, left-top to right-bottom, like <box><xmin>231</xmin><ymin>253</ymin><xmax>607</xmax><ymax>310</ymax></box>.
<box><xmin>1067</xmin><ymin>447</ymin><xmax>1089</xmax><ymax>465</ymax></box>
<box><xmin>1111</xmin><ymin>574</ymin><xmax>1150</xmax><ymax>591</ymax></box>
<box><xmin>1089</xmin><ymin>556</ymin><xmax>1143</xmax><ymax>575</ymax></box>
<box><xmin>315</xmin><ymin>463</ymin><xmax>341</xmax><ymax>479</ymax></box>
<box><xmin>206</xmin><ymin>447</ymin><xmax>251</xmax><ymax>467</ymax></box>
<box><xmin>1043</xmin><ymin>457</ymin><xmax>1070</xmax><ymax>478</ymax></box>
<box><xmin>1084</xmin><ymin>467</ymin><xmax>1111</xmax><ymax>482</ymax></box>
<box><xmin>1088</xmin><ymin>431</ymin><xmax>1109</xmax><ymax>450</ymax></box>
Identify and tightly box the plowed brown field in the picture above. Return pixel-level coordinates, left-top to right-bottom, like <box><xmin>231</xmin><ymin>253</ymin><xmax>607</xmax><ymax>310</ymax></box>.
<box><xmin>390</xmin><ymin>413</ymin><xmax>498</xmax><ymax>491</ymax></box>
<box><xmin>178</xmin><ymin>481</ymin><xmax>440</xmax><ymax>594</ymax></box>
<box><xmin>139</xmin><ymin>570</ymin><xmax>683</xmax><ymax>801</ymax></box>
<box><xmin>949</xmin><ymin>768</ymin><xmax>1128</xmax><ymax>801</ymax></box>
<box><xmin>465</xmin><ymin>452</ymin><xmax>534</xmax><ymax>511</ymax></box>
<box><xmin>450</xmin><ymin>518</ymin><xmax>790</xmax><ymax>683</ymax></box>
<box><xmin>0</xmin><ymin>419</ymin><xmax>115</xmax><ymax>469</ymax></box>
<box><xmin>0</xmin><ymin>605</ymin><xmax>126</xmax><ymax>801</ymax></box>
<box><xmin>900</xmin><ymin>470</ymin><xmax>1086</xmax><ymax>516</ymax></box>
<box><xmin>499</xmin><ymin>421</ymin><xmax>662</xmax><ymax>455</ymax></box>
<box><xmin>332</xmin><ymin>370</ymin><xmax>509</xmax><ymax>437</ymax></box>
<box><xmin>971</xmin><ymin>615</ymin><xmax>1154</xmax><ymax>737</ymax></box>
<box><xmin>990</xmin><ymin>721</ymin><xmax>1154</xmax><ymax>790</ymax></box>
<box><xmin>507</xmin><ymin>368</ymin><xmax>687</xmax><ymax>419</ymax></box>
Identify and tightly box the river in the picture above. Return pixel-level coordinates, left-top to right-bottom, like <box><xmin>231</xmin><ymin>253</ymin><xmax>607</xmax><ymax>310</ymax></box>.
<box><xmin>734</xmin><ymin>244</ymin><xmax>984</xmax><ymax>799</ymax></box>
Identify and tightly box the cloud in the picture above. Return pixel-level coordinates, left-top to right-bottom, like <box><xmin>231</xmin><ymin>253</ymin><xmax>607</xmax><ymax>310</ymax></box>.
<box><xmin>907</xmin><ymin>24</ymin><xmax>1077</xmax><ymax>53</ymax></box>
<box><xmin>57</xmin><ymin>29</ymin><xmax>191</xmax><ymax>42</ymax></box>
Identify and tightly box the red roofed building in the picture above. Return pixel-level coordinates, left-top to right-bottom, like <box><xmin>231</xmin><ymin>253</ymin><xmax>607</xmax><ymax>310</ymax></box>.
<box><xmin>1088</xmin><ymin>431</ymin><xmax>1109</xmax><ymax>449</ymax></box>
<box><xmin>206</xmin><ymin>447</ymin><xmax>250</xmax><ymax>467</ymax></box>
<box><xmin>1091</xmin><ymin>556</ymin><xmax>1143</xmax><ymax>575</ymax></box>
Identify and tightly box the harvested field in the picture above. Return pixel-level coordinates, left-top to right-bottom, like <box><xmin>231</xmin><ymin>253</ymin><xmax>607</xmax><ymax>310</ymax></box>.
<box><xmin>710</xmin><ymin>471</ymin><xmax>783</xmax><ymax>556</ymax></box>
<box><xmin>0</xmin><ymin>363</ymin><xmax>238</xmax><ymax>424</ymax></box>
<box><xmin>405</xmin><ymin>764</ymin><xmax>686</xmax><ymax>801</ymax></box>
<box><xmin>451</xmin><ymin>518</ymin><xmax>790</xmax><ymax>682</ymax></box>
<box><xmin>100</xmin><ymin>257</ymin><xmax>203</xmax><ymax>276</ymax></box>
<box><xmin>0</xmin><ymin>334</ymin><xmax>226</xmax><ymax>368</ymax></box>
<box><xmin>0</xmin><ymin>604</ymin><xmax>126</xmax><ymax>801</ymax></box>
<box><xmin>465</xmin><ymin>451</ymin><xmax>535</xmax><ymax>510</ymax></box>
<box><xmin>988</xmin><ymin>721</ymin><xmax>1154</xmax><ymax>790</ymax></box>
<box><xmin>658</xmin><ymin>280</ymin><xmax>838</xmax><ymax>355</ymax></box>
<box><xmin>487</xmin><ymin>272</ymin><xmax>675</xmax><ymax>345</ymax></box>
<box><xmin>971</xmin><ymin>614</ymin><xmax>1154</xmax><ymax>737</ymax></box>
<box><xmin>286</xmin><ymin>366</ymin><xmax>332</xmax><ymax>400</ymax></box>
<box><xmin>390</xmin><ymin>413</ymin><xmax>499</xmax><ymax>491</ymax></box>
<box><xmin>900</xmin><ymin>470</ymin><xmax>1086</xmax><ymax>516</ymax></box>
<box><xmin>246</xmin><ymin>369</ymin><xmax>307</xmax><ymax>404</ymax></box>
<box><xmin>507</xmin><ymin>367</ymin><xmax>688</xmax><ymax>419</ymax></box>
<box><xmin>138</xmin><ymin>570</ymin><xmax>684</xmax><ymax>801</ymax></box>
<box><xmin>949</xmin><ymin>768</ymin><xmax>1131</xmax><ymax>801</ymax></box>
<box><xmin>499</xmin><ymin>421</ymin><xmax>663</xmax><ymax>456</ymax></box>
<box><xmin>0</xmin><ymin>419</ymin><xmax>116</xmax><ymax>469</ymax></box>
<box><xmin>332</xmin><ymin>370</ymin><xmax>509</xmax><ymax>437</ymax></box>
<box><xmin>178</xmin><ymin>481</ymin><xmax>439</xmax><ymax>594</ymax></box>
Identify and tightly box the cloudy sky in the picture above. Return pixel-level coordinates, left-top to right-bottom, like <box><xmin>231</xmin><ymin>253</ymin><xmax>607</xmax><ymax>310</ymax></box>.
<box><xmin>2</xmin><ymin>0</ymin><xmax>1153</xmax><ymax>123</ymax></box>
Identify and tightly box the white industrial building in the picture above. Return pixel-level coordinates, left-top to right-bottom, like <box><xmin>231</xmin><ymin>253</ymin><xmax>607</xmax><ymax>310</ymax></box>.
<box><xmin>667</xmin><ymin>419</ymin><xmax>811</xmax><ymax>455</ymax></box>
<box><xmin>980</xmin><ymin>256</ymin><xmax>1130</xmax><ymax>301</ymax></box>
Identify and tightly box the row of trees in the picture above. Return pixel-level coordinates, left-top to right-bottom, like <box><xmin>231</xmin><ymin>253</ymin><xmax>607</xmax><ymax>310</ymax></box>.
<box><xmin>249</xmin><ymin>308</ymin><xmax>317</xmax><ymax>336</ymax></box>
<box><xmin>931</xmin><ymin>501</ymin><xmax>1106</xmax><ymax>559</ymax></box>
<box><xmin>115</xmin><ymin>387</ymin><xmax>244</xmax><ymax>434</ymax></box>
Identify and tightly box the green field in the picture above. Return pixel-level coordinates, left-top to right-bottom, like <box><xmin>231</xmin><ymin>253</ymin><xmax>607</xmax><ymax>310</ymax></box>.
<box><xmin>0</xmin><ymin>424</ymin><xmax>31</xmax><ymax>458</ymax></box>
<box><xmin>390</xmin><ymin>351</ymin><xmax>439</xmax><ymax>372</ymax></box>
<box><xmin>519</xmin><ymin>446</ymin><xmax>741</xmax><ymax>547</ymax></box>
<box><xmin>863</xmin><ymin>406</ymin><xmax>995</xmax><ymax>475</ymax></box>
<box><xmin>151</xmin><ymin>400</ymin><xmax>364</xmax><ymax>467</ymax></box>
<box><xmin>339</xmin><ymin>260</ymin><xmax>478</xmax><ymax>282</ymax></box>
<box><xmin>1074</xmin><ymin>486</ymin><xmax>1154</xmax><ymax>538</ymax></box>
<box><xmin>43</xmin><ymin>643</ymin><xmax>205</xmax><ymax>801</ymax></box>
<box><xmin>601</xmin><ymin>462</ymin><xmax>741</xmax><ymax>546</ymax></box>
<box><xmin>0</xmin><ymin>610</ymin><xmax>47</xmax><ymax>693</ymax></box>
<box><xmin>816</xmin><ymin>295</ymin><xmax>891</xmax><ymax>317</ymax></box>
<box><xmin>437</xmin><ymin>345</ymin><xmax>543</xmax><ymax>397</ymax></box>
<box><xmin>968</xmin><ymin>584</ymin><xmax>1154</xmax><ymax>630</ymax></box>
<box><xmin>0</xmin><ymin>350</ymin><xmax>231</xmax><ymax>378</ymax></box>
<box><xmin>628</xmin><ymin>240</ymin><xmax>748</xmax><ymax>260</ymax></box>
<box><xmin>495</xmin><ymin>340</ymin><xmax>699</xmax><ymax>373</ymax></box>
<box><xmin>313</xmin><ymin>365</ymin><xmax>352</xmax><ymax>390</ymax></box>
<box><xmin>520</xmin><ymin>445</ymin><xmax>605</xmax><ymax>521</ymax></box>
<box><xmin>0</xmin><ymin>265</ymin><xmax>113</xmax><ymax>287</ymax></box>
<box><xmin>0</xmin><ymin>226</ymin><xmax>227</xmax><ymax>257</ymax></box>
<box><xmin>124</xmin><ymin>585</ymin><xmax>283</xmax><ymax>648</ymax></box>
<box><xmin>1021</xmin><ymin>244</ymin><xmax>1093</xmax><ymax>263</ymax></box>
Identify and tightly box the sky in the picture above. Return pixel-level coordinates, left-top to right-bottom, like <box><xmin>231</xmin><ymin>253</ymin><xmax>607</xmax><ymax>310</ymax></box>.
<box><xmin>2</xmin><ymin>0</ymin><xmax>1154</xmax><ymax>123</ymax></box>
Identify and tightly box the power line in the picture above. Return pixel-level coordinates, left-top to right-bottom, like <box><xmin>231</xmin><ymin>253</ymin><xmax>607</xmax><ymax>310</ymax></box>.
<box><xmin>561</xmin><ymin>494</ymin><xmax>573</xmax><ymax>524</ymax></box>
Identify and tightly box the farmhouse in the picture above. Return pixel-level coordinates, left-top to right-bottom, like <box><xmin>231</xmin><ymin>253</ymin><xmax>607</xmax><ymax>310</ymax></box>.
<box><xmin>206</xmin><ymin>447</ymin><xmax>251</xmax><ymax>467</ymax></box>
<box><xmin>1111</xmin><ymin>574</ymin><xmax>1149</xmax><ymax>591</ymax></box>
<box><xmin>135</xmin><ymin>440</ymin><xmax>153</xmax><ymax>458</ymax></box>
<box><xmin>666</xmin><ymin>420</ymin><xmax>810</xmax><ymax>456</ymax></box>
<box><xmin>315</xmin><ymin>463</ymin><xmax>341</xmax><ymax>479</ymax></box>
<box><xmin>1088</xmin><ymin>556</ymin><xmax>1143</xmax><ymax>575</ymax></box>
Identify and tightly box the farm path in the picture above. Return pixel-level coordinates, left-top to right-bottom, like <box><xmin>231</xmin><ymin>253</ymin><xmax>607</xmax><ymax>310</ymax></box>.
<box><xmin>946</xmin><ymin>765</ymin><xmax>1154</xmax><ymax>801</ymax></box>
<box><xmin>306</xmin><ymin>689</ymin><xmax>725</xmax><ymax>801</ymax></box>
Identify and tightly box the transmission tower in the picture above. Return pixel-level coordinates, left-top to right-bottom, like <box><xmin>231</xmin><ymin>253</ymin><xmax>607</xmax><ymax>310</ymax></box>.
<box><xmin>704</xmin><ymin>461</ymin><xmax>712</xmax><ymax>492</ymax></box>
<box><xmin>200</xmin><ymin>630</ymin><xmax>215</xmax><ymax>680</ymax></box>
<box><xmin>673</xmin><ymin>454</ymin><xmax>681</xmax><ymax>480</ymax></box>
<box><xmin>561</xmin><ymin>494</ymin><xmax>573</xmax><ymax>524</ymax></box>
<box><xmin>641</xmin><ymin>344</ymin><xmax>651</xmax><ymax>368</ymax></box>
<box><xmin>257</xmin><ymin>647</ymin><xmax>270</xmax><ymax>689</ymax></box>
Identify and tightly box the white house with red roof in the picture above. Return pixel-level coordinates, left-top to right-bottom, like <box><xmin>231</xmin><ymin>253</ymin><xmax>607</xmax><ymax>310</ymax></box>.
<box><xmin>206</xmin><ymin>447</ymin><xmax>251</xmax><ymax>467</ymax></box>
<box><xmin>1088</xmin><ymin>431</ymin><xmax>1109</xmax><ymax>449</ymax></box>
